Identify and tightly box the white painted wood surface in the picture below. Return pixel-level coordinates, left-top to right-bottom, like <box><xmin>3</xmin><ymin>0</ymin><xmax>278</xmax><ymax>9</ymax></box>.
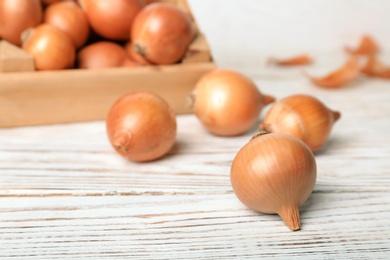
<box><xmin>190</xmin><ymin>0</ymin><xmax>390</xmax><ymax>71</ymax></box>
<box><xmin>1</xmin><ymin>1</ymin><xmax>390</xmax><ymax>258</ymax></box>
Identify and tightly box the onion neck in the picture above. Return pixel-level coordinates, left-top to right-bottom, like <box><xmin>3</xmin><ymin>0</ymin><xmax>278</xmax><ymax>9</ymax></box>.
<box><xmin>278</xmin><ymin>206</ymin><xmax>301</xmax><ymax>231</ymax></box>
<box><xmin>332</xmin><ymin>110</ymin><xmax>341</xmax><ymax>122</ymax></box>
<box><xmin>262</xmin><ymin>94</ymin><xmax>275</xmax><ymax>106</ymax></box>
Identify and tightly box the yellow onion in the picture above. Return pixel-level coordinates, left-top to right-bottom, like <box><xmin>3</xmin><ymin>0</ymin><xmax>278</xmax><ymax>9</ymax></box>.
<box><xmin>191</xmin><ymin>69</ymin><xmax>275</xmax><ymax>136</ymax></box>
<box><xmin>44</xmin><ymin>1</ymin><xmax>90</xmax><ymax>49</ymax></box>
<box><xmin>106</xmin><ymin>92</ymin><xmax>177</xmax><ymax>162</ymax></box>
<box><xmin>0</xmin><ymin>0</ymin><xmax>42</xmax><ymax>46</ymax></box>
<box><xmin>22</xmin><ymin>24</ymin><xmax>75</xmax><ymax>70</ymax></box>
<box><xmin>79</xmin><ymin>0</ymin><xmax>144</xmax><ymax>40</ymax></box>
<box><xmin>125</xmin><ymin>41</ymin><xmax>152</xmax><ymax>65</ymax></box>
<box><xmin>260</xmin><ymin>94</ymin><xmax>340</xmax><ymax>152</ymax></box>
<box><xmin>77</xmin><ymin>41</ymin><xmax>137</xmax><ymax>69</ymax></box>
<box><xmin>131</xmin><ymin>2</ymin><xmax>195</xmax><ymax>65</ymax></box>
<box><xmin>230</xmin><ymin>132</ymin><xmax>317</xmax><ymax>231</ymax></box>
<box><xmin>42</xmin><ymin>0</ymin><xmax>75</xmax><ymax>5</ymax></box>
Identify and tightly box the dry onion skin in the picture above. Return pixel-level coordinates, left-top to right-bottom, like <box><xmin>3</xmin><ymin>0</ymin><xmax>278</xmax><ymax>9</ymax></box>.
<box><xmin>131</xmin><ymin>2</ymin><xmax>195</xmax><ymax>65</ymax></box>
<box><xmin>106</xmin><ymin>92</ymin><xmax>177</xmax><ymax>162</ymax></box>
<box><xmin>191</xmin><ymin>69</ymin><xmax>275</xmax><ymax>136</ymax></box>
<box><xmin>44</xmin><ymin>1</ymin><xmax>89</xmax><ymax>49</ymax></box>
<box><xmin>361</xmin><ymin>55</ymin><xmax>390</xmax><ymax>79</ymax></box>
<box><xmin>0</xmin><ymin>0</ymin><xmax>42</xmax><ymax>46</ymax></box>
<box><xmin>230</xmin><ymin>132</ymin><xmax>317</xmax><ymax>231</ymax></box>
<box><xmin>260</xmin><ymin>94</ymin><xmax>340</xmax><ymax>153</ymax></box>
<box><xmin>304</xmin><ymin>55</ymin><xmax>360</xmax><ymax>89</ymax></box>
<box><xmin>345</xmin><ymin>35</ymin><xmax>379</xmax><ymax>56</ymax></box>
<box><xmin>79</xmin><ymin>0</ymin><xmax>144</xmax><ymax>40</ymax></box>
<box><xmin>22</xmin><ymin>24</ymin><xmax>75</xmax><ymax>70</ymax></box>
<box><xmin>268</xmin><ymin>54</ymin><xmax>313</xmax><ymax>66</ymax></box>
<box><xmin>77</xmin><ymin>41</ymin><xmax>137</xmax><ymax>69</ymax></box>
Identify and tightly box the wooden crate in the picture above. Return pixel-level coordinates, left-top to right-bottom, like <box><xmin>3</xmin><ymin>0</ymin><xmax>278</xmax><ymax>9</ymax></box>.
<box><xmin>0</xmin><ymin>0</ymin><xmax>215</xmax><ymax>128</ymax></box>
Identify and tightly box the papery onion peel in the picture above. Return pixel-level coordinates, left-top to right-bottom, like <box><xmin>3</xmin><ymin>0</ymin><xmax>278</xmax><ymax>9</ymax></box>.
<box><xmin>303</xmin><ymin>55</ymin><xmax>360</xmax><ymax>89</ymax></box>
<box><xmin>345</xmin><ymin>35</ymin><xmax>379</xmax><ymax>56</ymax></box>
<box><xmin>268</xmin><ymin>54</ymin><xmax>313</xmax><ymax>66</ymax></box>
<box><xmin>361</xmin><ymin>55</ymin><xmax>390</xmax><ymax>79</ymax></box>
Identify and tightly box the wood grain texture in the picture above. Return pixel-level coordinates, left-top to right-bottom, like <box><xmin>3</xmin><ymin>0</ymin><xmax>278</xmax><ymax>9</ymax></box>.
<box><xmin>1</xmin><ymin>65</ymin><xmax>390</xmax><ymax>258</ymax></box>
<box><xmin>1</xmin><ymin>1</ymin><xmax>390</xmax><ymax>258</ymax></box>
<box><xmin>0</xmin><ymin>62</ymin><xmax>215</xmax><ymax>127</ymax></box>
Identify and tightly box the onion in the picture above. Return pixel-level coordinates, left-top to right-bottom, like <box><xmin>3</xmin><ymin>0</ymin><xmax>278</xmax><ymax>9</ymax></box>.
<box><xmin>0</xmin><ymin>0</ymin><xmax>42</xmax><ymax>46</ymax></box>
<box><xmin>144</xmin><ymin>0</ymin><xmax>157</xmax><ymax>4</ymax></box>
<box><xmin>121</xmin><ymin>58</ymin><xmax>140</xmax><ymax>68</ymax></box>
<box><xmin>131</xmin><ymin>2</ymin><xmax>195</xmax><ymax>65</ymax></box>
<box><xmin>22</xmin><ymin>24</ymin><xmax>75</xmax><ymax>70</ymax></box>
<box><xmin>106</xmin><ymin>92</ymin><xmax>177</xmax><ymax>162</ymax></box>
<box><xmin>124</xmin><ymin>41</ymin><xmax>151</xmax><ymax>65</ymax></box>
<box><xmin>77</xmin><ymin>41</ymin><xmax>137</xmax><ymax>69</ymax></box>
<box><xmin>79</xmin><ymin>0</ymin><xmax>145</xmax><ymax>40</ymax></box>
<box><xmin>231</xmin><ymin>132</ymin><xmax>317</xmax><ymax>231</ymax></box>
<box><xmin>260</xmin><ymin>94</ymin><xmax>341</xmax><ymax>152</ymax></box>
<box><xmin>42</xmin><ymin>0</ymin><xmax>75</xmax><ymax>5</ymax></box>
<box><xmin>191</xmin><ymin>69</ymin><xmax>275</xmax><ymax>136</ymax></box>
<box><xmin>44</xmin><ymin>1</ymin><xmax>89</xmax><ymax>49</ymax></box>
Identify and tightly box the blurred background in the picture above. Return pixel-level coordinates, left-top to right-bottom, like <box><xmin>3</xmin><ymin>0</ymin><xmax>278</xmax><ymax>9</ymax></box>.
<box><xmin>188</xmin><ymin>0</ymin><xmax>390</xmax><ymax>72</ymax></box>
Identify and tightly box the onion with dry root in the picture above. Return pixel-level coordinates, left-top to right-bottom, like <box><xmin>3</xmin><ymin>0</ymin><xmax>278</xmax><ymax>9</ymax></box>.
<box><xmin>79</xmin><ymin>0</ymin><xmax>144</xmax><ymax>40</ymax></box>
<box><xmin>44</xmin><ymin>1</ymin><xmax>89</xmax><ymax>49</ymax></box>
<box><xmin>106</xmin><ymin>92</ymin><xmax>177</xmax><ymax>162</ymax></box>
<box><xmin>191</xmin><ymin>69</ymin><xmax>275</xmax><ymax>136</ymax></box>
<box><xmin>22</xmin><ymin>24</ymin><xmax>75</xmax><ymax>70</ymax></box>
<box><xmin>77</xmin><ymin>41</ymin><xmax>138</xmax><ymax>69</ymax></box>
<box><xmin>0</xmin><ymin>0</ymin><xmax>42</xmax><ymax>46</ymax></box>
<box><xmin>230</xmin><ymin>132</ymin><xmax>317</xmax><ymax>231</ymax></box>
<box><xmin>131</xmin><ymin>2</ymin><xmax>195</xmax><ymax>65</ymax></box>
<box><xmin>260</xmin><ymin>94</ymin><xmax>340</xmax><ymax>153</ymax></box>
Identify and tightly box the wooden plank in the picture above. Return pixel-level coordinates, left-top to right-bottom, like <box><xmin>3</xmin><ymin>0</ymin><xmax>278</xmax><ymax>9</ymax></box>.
<box><xmin>0</xmin><ymin>191</ymin><xmax>389</xmax><ymax>259</ymax></box>
<box><xmin>0</xmin><ymin>62</ymin><xmax>215</xmax><ymax>127</ymax></box>
<box><xmin>0</xmin><ymin>40</ymin><xmax>34</xmax><ymax>72</ymax></box>
<box><xmin>1</xmin><ymin>68</ymin><xmax>390</xmax><ymax>258</ymax></box>
<box><xmin>182</xmin><ymin>34</ymin><xmax>213</xmax><ymax>63</ymax></box>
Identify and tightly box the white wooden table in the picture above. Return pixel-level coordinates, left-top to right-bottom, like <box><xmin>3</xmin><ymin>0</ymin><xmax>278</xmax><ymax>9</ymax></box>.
<box><xmin>1</xmin><ymin>1</ymin><xmax>390</xmax><ymax>258</ymax></box>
